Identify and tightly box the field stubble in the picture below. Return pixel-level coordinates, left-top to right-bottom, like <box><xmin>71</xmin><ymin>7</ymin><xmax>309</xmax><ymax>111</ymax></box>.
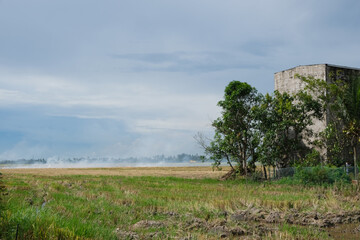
<box><xmin>0</xmin><ymin>166</ymin><xmax>360</xmax><ymax>239</ymax></box>
<box><xmin>1</xmin><ymin>166</ymin><xmax>230</xmax><ymax>179</ymax></box>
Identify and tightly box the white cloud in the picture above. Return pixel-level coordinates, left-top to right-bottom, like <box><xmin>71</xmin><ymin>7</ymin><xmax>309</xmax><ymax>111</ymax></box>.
<box><xmin>0</xmin><ymin>0</ymin><xmax>359</xmax><ymax>159</ymax></box>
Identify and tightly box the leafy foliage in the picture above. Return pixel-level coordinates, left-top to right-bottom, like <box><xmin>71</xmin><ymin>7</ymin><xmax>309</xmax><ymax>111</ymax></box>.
<box><xmin>293</xmin><ymin>166</ymin><xmax>351</xmax><ymax>185</ymax></box>
<box><xmin>201</xmin><ymin>72</ymin><xmax>360</xmax><ymax>180</ymax></box>
<box><xmin>254</xmin><ymin>90</ymin><xmax>322</xmax><ymax>168</ymax></box>
<box><xmin>207</xmin><ymin>81</ymin><xmax>262</xmax><ymax>175</ymax></box>
<box><xmin>201</xmin><ymin>79</ymin><xmax>325</xmax><ymax>176</ymax></box>
<box><xmin>343</xmin><ymin>75</ymin><xmax>360</xmax><ymax>178</ymax></box>
<box><xmin>298</xmin><ymin>72</ymin><xmax>360</xmax><ymax>168</ymax></box>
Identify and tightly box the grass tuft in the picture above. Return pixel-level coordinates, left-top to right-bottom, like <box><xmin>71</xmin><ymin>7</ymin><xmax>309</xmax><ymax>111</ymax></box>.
<box><xmin>0</xmin><ymin>169</ymin><xmax>359</xmax><ymax>239</ymax></box>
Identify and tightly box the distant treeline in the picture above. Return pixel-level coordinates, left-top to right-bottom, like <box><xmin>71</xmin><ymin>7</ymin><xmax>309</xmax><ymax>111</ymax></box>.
<box><xmin>0</xmin><ymin>153</ymin><xmax>205</xmax><ymax>165</ymax></box>
<box><xmin>0</xmin><ymin>159</ymin><xmax>47</xmax><ymax>165</ymax></box>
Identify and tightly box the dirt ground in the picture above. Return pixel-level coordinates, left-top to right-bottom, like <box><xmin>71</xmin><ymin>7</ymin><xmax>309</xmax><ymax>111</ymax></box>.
<box><xmin>1</xmin><ymin>166</ymin><xmax>230</xmax><ymax>179</ymax></box>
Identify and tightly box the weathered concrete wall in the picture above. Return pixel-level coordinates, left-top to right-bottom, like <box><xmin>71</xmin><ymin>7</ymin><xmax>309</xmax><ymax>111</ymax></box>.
<box><xmin>274</xmin><ymin>64</ymin><xmax>360</xmax><ymax>161</ymax></box>
<box><xmin>274</xmin><ymin>64</ymin><xmax>327</xmax><ymax>144</ymax></box>
<box><xmin>274</xmin><ymin>64</ymin><xmax>327</xmax><ymax>94</ymax></box>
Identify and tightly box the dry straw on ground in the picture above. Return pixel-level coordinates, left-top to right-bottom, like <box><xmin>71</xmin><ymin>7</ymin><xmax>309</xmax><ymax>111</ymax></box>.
<box><xmin>1</xmin><ymin>166</ymin><xmax>230</xmax><ymax>179</ymax></box>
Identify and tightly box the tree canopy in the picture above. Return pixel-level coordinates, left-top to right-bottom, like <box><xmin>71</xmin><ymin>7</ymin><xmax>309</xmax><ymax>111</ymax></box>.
<box><xmin>254</xmin><ymin>90</ymin><xmax>322</xmax><ymax>168</ymax></box>
<box><xmin>199</xmin><ymin>74</ymin><xmax>360</xmax><ymax>178</ymax></box>
<box><xmin>197</xmin><ymin>81</ymin><xmax>261</xmax><ymax>175</ymax></box>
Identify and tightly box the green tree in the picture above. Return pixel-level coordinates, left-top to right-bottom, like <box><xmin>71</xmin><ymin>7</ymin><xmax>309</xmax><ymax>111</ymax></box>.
<box><xmin>343</xmin><ymin>76</ymin><xmax>360</xmax><ymax>180</ymax></box>
<box><xmin>195</xmin><ymin>132</ymin><xmax>236</xmax><ymax>171</ymax></box>
<box><xmin>298</xmin><ymin>73</ymin><xmax>360</xmax><ymax>171</ymax></box>
<box><xmin>254</xmin><ymin>90</ymin><xmax>323</xmax><ymax>169</ymax></box>
<box><xmin>297</xmin><ymin>74</ymin><xmax>348</xmax><ymax>166</ymax></box>
<box><xmin>203</xmin><ymin>81</ymin><xmax>261</xmax><ymax>176</ymax></box>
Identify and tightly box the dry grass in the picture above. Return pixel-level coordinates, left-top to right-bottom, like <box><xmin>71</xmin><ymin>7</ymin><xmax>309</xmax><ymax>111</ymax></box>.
<box><xmin>2</xmin><ymin>166</ymin><xmax>358</xmax><ymax>239</ymax></box>
<box><xmin>1</xmin><ymin>166</ymin><xmax>231</xmax><ymax>179</ymax></box>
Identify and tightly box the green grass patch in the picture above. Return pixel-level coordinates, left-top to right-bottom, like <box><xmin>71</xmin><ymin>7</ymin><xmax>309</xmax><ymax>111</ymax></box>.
<box><xmin>1</xmin><ymin>173</ymin><xmax>359</xmax><ymax>239</ymax></box>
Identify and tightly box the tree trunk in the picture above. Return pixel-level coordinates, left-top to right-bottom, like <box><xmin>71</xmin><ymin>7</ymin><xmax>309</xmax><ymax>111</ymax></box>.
<box><xmin>226</xmin><ymin>155</ymin><xmax>235</xmax><ymax>171</ymax></box>
<box><xmin>263</xmin><ymin>165</ymin><xmax>267</xmax><ymax>180</ymax></box>
<box><xmin>243</xmin><ymin>153</ymin><xmax>247</xmax><ymax>176</ymax></box>
<box><xmin>240</xmin><ymin>145</ymin><xmax>247</xmax><ymax>176</ymax></box>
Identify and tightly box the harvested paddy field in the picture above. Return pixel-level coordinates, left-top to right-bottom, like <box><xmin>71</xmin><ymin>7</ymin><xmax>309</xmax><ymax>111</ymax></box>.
<box><xmin>1</xmin><ymin>166</ymin><xmax>360</xmax><ymax>239</ymax></box>
<box><xmin>1</xmin><ymin>166</ymin><xmax>229</xmax><ymax>179</ymax></box>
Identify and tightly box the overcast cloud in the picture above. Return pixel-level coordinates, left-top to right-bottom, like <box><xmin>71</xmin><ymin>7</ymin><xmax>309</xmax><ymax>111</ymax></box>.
<box><xmin>0</xmin><ymin>0</ymin><xmax>359</xmax><ymax>160</ymax></box>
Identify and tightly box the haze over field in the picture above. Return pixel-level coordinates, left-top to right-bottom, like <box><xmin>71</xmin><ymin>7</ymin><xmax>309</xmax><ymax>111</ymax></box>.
<box><xmin>0</xmin><ymin>154</ymin><xmax>208</xmax><ymax>168</ymax></box>
<box><xmin>0</xmin><ymin>0</ymin><xmax>359</xmax><ymax>161</ymax></box>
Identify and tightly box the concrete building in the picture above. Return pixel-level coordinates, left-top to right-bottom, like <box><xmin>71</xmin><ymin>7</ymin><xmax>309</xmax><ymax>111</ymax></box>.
<box><xmin>274</xmin><ymin>64</ymin><xmax>360</xmax><ymax>161</ymax></box>
<box><xmin>275</xmin><ymin>64</ymin><xmax>360</xmax><ymax>95</ymax></box>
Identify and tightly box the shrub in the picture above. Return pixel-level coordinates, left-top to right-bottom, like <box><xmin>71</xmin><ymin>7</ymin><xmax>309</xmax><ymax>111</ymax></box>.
<box><xmin>249</xmin><ymin>170</ymin><xmax>264</xmax><ymax>182</ymax></box>
<box><xmin>301</xmin><ymin>149</ymin><xmax>322</xmax><ymax>167</ymax></box>
<box><xmin>294</xmin><ymin>166</ymin><xmax>351</xmax><ymax>185</ymax></box>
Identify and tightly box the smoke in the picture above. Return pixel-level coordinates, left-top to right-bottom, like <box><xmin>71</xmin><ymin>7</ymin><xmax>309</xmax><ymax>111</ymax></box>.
<box><xmin>0</xmin><ymin>154</ymin><xmax>210</xmax><ymax>169</ymax></box>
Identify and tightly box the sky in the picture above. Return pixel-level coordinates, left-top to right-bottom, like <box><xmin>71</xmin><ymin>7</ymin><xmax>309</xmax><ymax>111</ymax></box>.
<box><xmin>0</xmin><ymin>0</ymin><xmax>360</xmax><ymax>160</ymax></box>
